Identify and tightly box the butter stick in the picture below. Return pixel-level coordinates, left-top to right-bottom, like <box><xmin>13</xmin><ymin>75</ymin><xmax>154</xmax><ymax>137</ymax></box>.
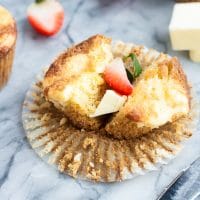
<box><xmin>169</xmin><ymin>3</ymin><xmax>200</xmax><ymax>50</ymax></box>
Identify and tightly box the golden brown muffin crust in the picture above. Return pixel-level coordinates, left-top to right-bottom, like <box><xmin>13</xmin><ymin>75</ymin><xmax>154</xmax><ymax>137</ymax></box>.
<box><xmin>0</xmin><ymin>6</ymin><xmax>17</xmax><ymax>58</ymax></box>
<box><xmin>44</xmin><ymin>34</ymin><xmax>111</xmax><ymax>88</ymax></box>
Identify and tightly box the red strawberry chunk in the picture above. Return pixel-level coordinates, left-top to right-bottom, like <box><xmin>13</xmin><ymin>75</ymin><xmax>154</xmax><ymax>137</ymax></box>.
<box><xmin>104</xmin><ymin>58</ymin><xmax>133</xmax><ymax>95</ymax></box>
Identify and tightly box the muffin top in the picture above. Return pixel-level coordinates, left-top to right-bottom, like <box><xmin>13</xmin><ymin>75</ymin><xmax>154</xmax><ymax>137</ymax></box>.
<box><xmin>0</xmin><ymin>6</ymin><xmax>17</xmax><ymax>58</ymax></box>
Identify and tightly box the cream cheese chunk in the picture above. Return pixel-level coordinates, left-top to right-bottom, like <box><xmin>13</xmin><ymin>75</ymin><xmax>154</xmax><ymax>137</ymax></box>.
<box><xmin>90</xmin><ymin>90</ymin><xmax>127</xmax><ymax>117</ymax></box>
<box><xmin>169</xmin><ymin>3</ymin><xmax>200</xmax><ymax>50</ymax></box>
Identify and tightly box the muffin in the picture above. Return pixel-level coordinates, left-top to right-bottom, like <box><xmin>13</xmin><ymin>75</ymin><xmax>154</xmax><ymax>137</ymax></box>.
<box><xmin>0</xmin><ymin>6</ymin><xmax>17</xmax><ymax>89</ymax></box>
<box><xmin>43</xmin><ymin>34</ymin><xmax>190</xmax><ymax>139</ymax></box>
<box><xmin>23</xmin><ymin>36</ymin><xmax>195</xmax><ymax>182</ymax></box>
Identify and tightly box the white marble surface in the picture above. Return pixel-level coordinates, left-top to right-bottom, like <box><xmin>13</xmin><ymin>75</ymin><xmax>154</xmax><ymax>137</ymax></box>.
<box><xmin>0</xmin><ymin>0</ymin><xmax>200</xmax><ymax>200</ymax></box>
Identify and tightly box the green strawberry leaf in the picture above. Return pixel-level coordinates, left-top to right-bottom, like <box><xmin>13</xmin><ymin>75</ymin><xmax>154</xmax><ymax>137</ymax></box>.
<box><xmin>124</xmin><ymin>53</ymin><xmax>142</xmax><ymax>82</ymax></box>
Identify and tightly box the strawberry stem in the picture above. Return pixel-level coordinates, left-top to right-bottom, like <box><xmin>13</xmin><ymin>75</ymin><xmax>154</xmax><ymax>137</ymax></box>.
<box><xmin>35</xmin><ymin>0</ymin><xmax>45</xmax><ymax>3</ymax></box>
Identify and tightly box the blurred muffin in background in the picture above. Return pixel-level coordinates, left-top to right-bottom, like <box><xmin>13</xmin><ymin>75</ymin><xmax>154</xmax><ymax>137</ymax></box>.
<box><xmin>0</xmin><ymin>6</ymin><xmax>17</xmax><ymax>89</ymax></box>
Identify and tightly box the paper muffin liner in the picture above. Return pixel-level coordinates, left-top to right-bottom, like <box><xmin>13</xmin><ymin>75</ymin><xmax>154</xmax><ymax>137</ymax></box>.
<box><xmin>22</xmin><ymin>42</ymin><xmax>200</xmax><ymax>182</ymax></box>
<box><xmin>0</xmin><ymin>46</ymin><xmax>15</xmax><ymax>89</ymax></box>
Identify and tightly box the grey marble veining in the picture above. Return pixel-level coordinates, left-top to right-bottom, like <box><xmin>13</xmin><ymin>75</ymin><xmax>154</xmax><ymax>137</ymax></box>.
<box><xmin>0</xmin><ymin>0</ymin><xmax>200</xmax><ymax>200</ymax></box>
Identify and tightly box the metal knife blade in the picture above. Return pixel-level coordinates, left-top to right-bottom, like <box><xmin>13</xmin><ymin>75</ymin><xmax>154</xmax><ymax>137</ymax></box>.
<box><xmin>157</xmin><ymin>157</ymin><xmax>200</xmax><ymax>200</ymax></box>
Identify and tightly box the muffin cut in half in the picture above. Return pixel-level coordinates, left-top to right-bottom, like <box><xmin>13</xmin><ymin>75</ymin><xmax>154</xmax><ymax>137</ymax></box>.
<box><xmin>43</xmin><ymin>34</ymin><xmax>190</xmax><ymax>139</ymax></box>
<box><xmin>43</xmin><ymin>35</ymin><xmax>113</xmax><ymax>130</ymax></box>
<box><xmin>0</xmin><ymin>6</ymin><xmax>17</xmax><ymax>89</ymax></box>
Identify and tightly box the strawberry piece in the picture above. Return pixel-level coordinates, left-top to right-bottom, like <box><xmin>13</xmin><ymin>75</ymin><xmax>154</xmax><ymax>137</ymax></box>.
<box><xmin>27</xmin><ymin>0</ymin><xmax>64</xmax><ymax>36</ymax></box>
<box><xmin>104</xmin><ymin>58</ymin><xmax>133</xmax><ymax>95</ymax></box>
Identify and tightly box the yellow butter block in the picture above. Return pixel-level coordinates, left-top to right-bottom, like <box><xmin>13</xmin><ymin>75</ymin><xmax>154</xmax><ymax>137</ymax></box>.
<box><xmin>169</xmin><ymin>3</ymin><xmax>200</xmax><ymax>50</ymax></box>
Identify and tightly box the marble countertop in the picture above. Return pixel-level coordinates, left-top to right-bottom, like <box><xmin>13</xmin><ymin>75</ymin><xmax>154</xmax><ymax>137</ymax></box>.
<box><xmin>1</xmin><ymin>0</ymin><xmax>200</xmax><ymax>200</ymax></box>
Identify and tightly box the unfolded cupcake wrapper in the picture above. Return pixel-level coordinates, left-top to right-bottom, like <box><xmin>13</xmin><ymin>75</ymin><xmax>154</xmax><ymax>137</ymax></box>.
<box><xmin>0</xmin><ymin>46</ymin><xmax>15</xmax><ymax>89</ymax></box>
<box><xmin>22</xmin><ymin>42</ymin><xmax>200</xmax><ymax>182</ymax></box>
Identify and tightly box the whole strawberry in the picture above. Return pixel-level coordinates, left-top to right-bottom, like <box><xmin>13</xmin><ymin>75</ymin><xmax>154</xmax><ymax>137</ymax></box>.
<box><xmin>27</xmin><ymin>0</ymin><xmax>64</xmax><ymax>36</ymax></box>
